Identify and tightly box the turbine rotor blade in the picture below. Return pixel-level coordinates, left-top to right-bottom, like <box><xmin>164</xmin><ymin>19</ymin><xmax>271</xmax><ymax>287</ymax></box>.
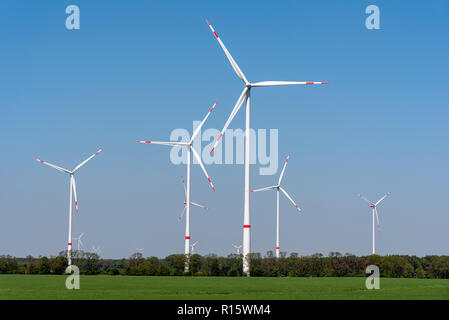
<box><xmin>375</xmin><ymin>192</ymin><xmax>391</xmax><ymax>206</ymax></box>
<box><xmin>358</xmin><ymin>194</ymin><xmax>375</xmax><ymax>206</ymax></box>
<box><xmin>375</xmin><ymin>208</ymin><xmax>380</xmax><ymax>232</ymax></box>
<box><xmin>279</xmin><ymin>187</ymin><xmax>302</xmax><ymax>213</ymax></box>
<box><xmin>71</xmin><ymin>175</ymin><xmax>79</xmax><ymax>213</ymax></box>
<box><xmin>251</xmin><ymin>81</ymin><xmax>328</xmax><ymax>87</ymax></box>
<box><xmin>191</xmin><ymin>202</ymin><xmax>209</xmax><ymax>210</ymax></box>
<box><xmin>34</xmin><ymin>158</ymin><xmax>71</xmax><ymax>174</ymax></box>
<box><xmin>190</xmin><ymin>100</ymin><xmax>218</xmax><ymax>143</ymax></box>
<box><xmin>278</xmin><ymin>154</ymin><xmax>291</xmax><ymax>185</ymax></box>
<box><xmin>181</xmin><ymin>177</ymin><xmax>187</xmax><ymax>198</ymax></box>
<box><xmin>206</xmin><ymin>19</ymin><xmax>249</xmax><ymax>84</ymax></box>
<box><xmin>210</xmin><ymin>87</ymin><xmax>248</xmax><ymax>154</ymax></box>
<box><xmin>178</xmin><ymin>206</ymin><xmax>186</xmax><ymax>223</ymax></box>
<box><xmin>250</xmin><ymin>186</ymin><xmax>277</xmax><ymax>193</ymax></box>
<box><xmin>72</xmin><ymin>148</ymin><xmax>103</xmax><ymax>173</ymax></box>
<box><xmin>136</xmin><ymin>140</ymin><xmax>188</xmax><ymax>146</ymax></box>
<box><xmin>191</xmin><ymin>146</ymin><xmax>215</xmax><ymax>192</ymax></box>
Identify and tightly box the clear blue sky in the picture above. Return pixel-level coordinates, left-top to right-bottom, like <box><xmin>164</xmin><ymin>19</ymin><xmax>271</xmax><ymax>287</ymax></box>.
<box><xmin>1</xmin><ymin>1</ymin><xmax>448</xmax><ymax>258</ymax></box>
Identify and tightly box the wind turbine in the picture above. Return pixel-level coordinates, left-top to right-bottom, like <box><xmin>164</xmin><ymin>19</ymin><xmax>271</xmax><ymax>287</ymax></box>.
<box><xmin>73</xmin><ymin>233</ymin><xmax>85</xmax><ymax>251</ymax></box>
<box><xmin>206</xmin><ymin>20</ymin><xmax>327</xmax><ymax>275</ymax></box>
<box><xmin>251</xmin><ymin>154</ymin><xmax>302</xmax><ymax>258</ymax></box>
<box><xmin>190</xmin><ymin>241</ymin><xmax>198</xmax><ymax>254</ymax></box>
<box><xmin>358</xmin><ymin>192</ymin><xmax>391</xmax><ymax>255</ymax></box>
<box><xmin>232</xmin><ymin>244</ymin><xmax>242</xmax><ymax>255</ymax></box>
<box><xmin>178</xmin><ymin>177</ymin><xmax>209</xmax><ymax>222</ymax></box>
<box><xmin>34</xmin><ymin>148</ymin><xmax>103</xmax><ymax>266</ymax></box>
<box><xmin>137</xmin><ymin>100</ymin><xmax>217</xmax><ymax>272</ymax></box>
<box><xmin>92</xmin><ymin>246</ymin><xmax>102</xmax><ymax>256</ymax></box>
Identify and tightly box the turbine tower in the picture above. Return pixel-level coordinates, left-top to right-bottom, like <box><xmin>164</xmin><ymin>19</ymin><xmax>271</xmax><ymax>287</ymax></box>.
<box><xmin>252</xmin><ymin>154</ymin><xmax>302</xmax><ymax>258</ymax></box>
<box><xmin>358</xmin><ymin>192</ymin><xmax>391</xmax><ymax>255</ymax></box>
<box><xmin>137</xmin><ymin>100</ymin><xmax>217</xmax><ymax>272</ymax></box>
<box><xmin>206</xmin><ymin>20</ymin><xmax>327</xmax><ymax>275</ymax></box>
<box><xmin>34</xmin><ymin>148</ymin><xmax>103</xmax><ymax>266</ymax></box>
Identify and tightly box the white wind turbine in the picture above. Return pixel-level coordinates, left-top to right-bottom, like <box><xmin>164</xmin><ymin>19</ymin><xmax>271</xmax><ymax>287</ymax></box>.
<box><xmin>251</xmin><ymin>154</ymin><xmax>302</xmax><ymax>258</ymax></box>
<box><xmin>206</xmin><ymin>20</ymin><xmax>327</xmax><ymax>275</ymax></box>
<box><xmin>358</xmin><ymin>192</ymin><xmax>391</xmax><ymax>255</ymax></box>
<box><xmin>73</xmin><ymin>233</ymin><xmax>85</xmax><ymax>251</ymax></box>
<box><xmin>178</xmin><ymin>177</ymin><xmax>209</xmax><ymax>223</ymax></box>
<box><xmin>35</xmin><ymin>148</ymin><xmax>103</xmax><ymax>266</ymax></box>
<box><xmin>190</xmin><ymin>241</ymin><xmax>199</xmax><ymax>254</ymax></box>
<box><xmin>92</xmin><ymin>246</ymin><xmax>102</xmax><ymax>256</ymax></box>
<box><xmin>137</xmin><ymin>100</ymin><xmax>217</xmax><ymax>272</ymax></box>
<box><xmin>232</xmin><ymin>244</ymin><xmax>242</xmax><ymax>255</ymax></box>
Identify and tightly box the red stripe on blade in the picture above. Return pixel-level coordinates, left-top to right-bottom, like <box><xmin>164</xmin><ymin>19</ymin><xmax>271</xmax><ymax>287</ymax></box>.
<box><xmin>185</xmin><ymin>236</ymin><xmax>190</xmax><ymax>240</ymax></box>
<box><xmin>243</xmin><ymin>225</ymin><xmax>250</xmax><ymax>228</ymax></box>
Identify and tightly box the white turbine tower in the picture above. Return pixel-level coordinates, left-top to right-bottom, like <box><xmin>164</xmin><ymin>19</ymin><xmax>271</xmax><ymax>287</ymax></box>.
<box><xmin>35</xmin><ymin>148</ymin><xmax>103</xmax><ymax>266</ymax></box>
<box><xmin>251</xmin><ymin>154</ymin><xmax>302</xmax><ymax>258</ymax></box>
<box><xmin>73</xmin><ymin>233</ymin><xmax>85</xmax><ymax>251</ymax></box>
<box><xmin>137</xmin><ymin>100</ymin><xmax>217</xmax><ymax>272</ymax></box>
<box><xmin>232</xmin><ymin>244</ymin><xmax>242</xmax><ymax>255</ymax></box>
<box><xmin>206</xmin><ymin>20</ymin><xmax>327</xmax><ymax>275</ymax></box>
<box><xmin>358</xmin><ymin>192</ymin><xmax>391</xmax><ymax>255</ymax></box>
<box><xmin>190</xmin><ymin>241</ymin><xmax>198</xmax><ymax>254</ymax></box>
<box><xmin>178</xmin><ymin>177</ymin><xmax>209</xmax><ymax>222</ymax></box>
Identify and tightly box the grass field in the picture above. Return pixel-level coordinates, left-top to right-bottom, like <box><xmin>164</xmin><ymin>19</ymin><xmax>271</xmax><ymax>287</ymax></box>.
<box><xmin>0</xmin><ymin>275</ymin><xmax>448</xmax><ymax>300</ymax></box>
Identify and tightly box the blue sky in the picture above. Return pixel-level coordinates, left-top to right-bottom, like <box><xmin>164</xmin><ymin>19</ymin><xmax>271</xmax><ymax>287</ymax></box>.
<box><xmin>1</xmin><ymin>1</ymin><xmax>448</xmax><ymax>258</ymax></box>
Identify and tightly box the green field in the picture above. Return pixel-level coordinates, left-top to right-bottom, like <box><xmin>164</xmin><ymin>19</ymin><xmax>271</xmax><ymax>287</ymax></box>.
<box><xmin>0</xmin><ymin>275</ymin><xmax>448</xmax><ymax>300</ymax></box>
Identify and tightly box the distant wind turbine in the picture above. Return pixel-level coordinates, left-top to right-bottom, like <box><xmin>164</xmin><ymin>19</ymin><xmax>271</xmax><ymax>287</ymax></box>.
<box><xmin>358</xmin><ymin>192</ymin><xmax>391</xmax><ymax>255</ymax></box>
<box><xmin>251</xmin><ymin>154</ymin><xmax>302</xmax><ymax>258</ymax></box>
<box><xmin>34</xmin><ymin>148</ymin><xmax>103</xmax><ymax>266</ymax></box>
<box><xmin>137</xmin><ymin>100</ymin><xmax>217</xmax><ymax>272</ymax></box>
<box><xmin>73</xmin><ymin>233</ymin><xmax>85</xmax><ymax>251</ymax></box>
<box><xmin>232</xmin><ymin>244</ymin><xmax>242</xmax><ymax>255</ymax></box>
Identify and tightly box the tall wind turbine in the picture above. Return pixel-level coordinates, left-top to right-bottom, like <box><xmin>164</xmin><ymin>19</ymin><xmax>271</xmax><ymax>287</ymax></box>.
<box><xmin>206</xmin><ymin>20</ymin><xmax>327</xmax><ymax>275</ymax></box>
<box><xmin>178</xmin><ymin>177</ymin><xmax>209</xmax><ymax>222</ymax></box>
<box><xmin>232</xmin><ymin>244</ymin><xmax>242</xmax><ymax>255</ymax></box>
<box><xmin>34</xmin><ymin>148</ymin><xmax>103</xmax><ymax>266</ymax></box>
<box><xmin>251</xmin><ymin>154</ymin><xmax>302</xmax><ymax>258</ymax></box>
<box><xmin>358</xmin><ymin>192</ymin><xmax>391</xmax><ymax>255</ymax></box>
<box><xmin>73</xmin><ymin>233</ymin><xmax>85</xmax><ymax>251</ymax></box>
<box><xmin>137</xmin><ymin>100</ymin><xmax>217</xmax><ymax>272</ymax></box>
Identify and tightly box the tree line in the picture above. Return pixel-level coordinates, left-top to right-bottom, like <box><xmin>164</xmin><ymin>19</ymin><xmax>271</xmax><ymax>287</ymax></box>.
<box><xmin>1</xmin><ymin>251</ymin><xmax>448</xmax><ymax>278</ymax></box>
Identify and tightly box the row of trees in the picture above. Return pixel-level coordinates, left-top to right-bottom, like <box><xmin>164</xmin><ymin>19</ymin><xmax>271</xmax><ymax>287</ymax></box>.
<box><xmin>1</xmin><ymin>251</ymin><xmax>448</xmax><ymax>278</ymax></box>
